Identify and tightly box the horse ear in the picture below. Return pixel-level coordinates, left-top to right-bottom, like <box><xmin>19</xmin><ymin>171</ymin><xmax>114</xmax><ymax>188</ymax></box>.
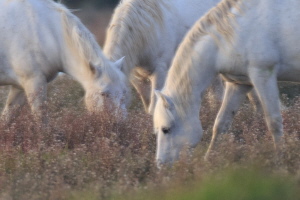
<box><xmin>154</xmin><ymin>90</ymin><xmax>162</xmax><ymax>99</ymax></box>
<box><xmin>89</xmin><ymin>62</ymin><xmax>101</xmax><ymax>77</ymax></box>
<box><xmin>155</xmin><ymin>90</ymin><xmax>172</xmax><ymax>109</ymax></box>
<box><xmin>114</xmin><ymin>56</ymin><xmax>125</xmax><ymax>71</ymax></box>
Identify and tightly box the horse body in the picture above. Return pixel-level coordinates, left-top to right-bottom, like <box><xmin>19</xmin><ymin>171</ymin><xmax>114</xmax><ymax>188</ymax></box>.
<box><xmin>103</xmin><ymin>0</ymin><xmax>219</xmax><ymax>113</ymax></box>
<box><xmin>0</xmin><ymin>0</ymin><xmax>63</xmax><ymax>85</ymax></box>
<box><xmin>217</xmin><ymin>0</ymin><xmax>300</xmax><ymax>83</ymax></box>
<box><xmin>0</xmin><ymin>0</ymin><xmax>120</xmax><ymax>121</ymax></box>
<box><xmin>153</xmin><ymin>0</ymin><xmax>300</xmax><ymax>166</ymax></box>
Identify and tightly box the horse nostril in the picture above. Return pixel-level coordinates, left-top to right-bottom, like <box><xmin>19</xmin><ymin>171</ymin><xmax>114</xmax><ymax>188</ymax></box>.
<box><xmin>101</xmin><ymin>92</ymin><xmax>110</xmax><ymax>98</ymax></box>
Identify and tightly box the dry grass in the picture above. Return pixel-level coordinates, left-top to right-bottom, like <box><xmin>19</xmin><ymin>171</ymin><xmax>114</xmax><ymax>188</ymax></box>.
<box><xmin>0</xmin><ymin>75</ymin><xmax>299</xmax><ymax>200</ymax></box>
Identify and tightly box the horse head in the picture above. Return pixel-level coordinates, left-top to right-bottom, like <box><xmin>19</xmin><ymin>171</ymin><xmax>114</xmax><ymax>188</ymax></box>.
<box><xmin>153</xmin><ymin>90</ymin><xmax>203</xmax><ymax>168</ymax></box>
<box><xmin>84</xmin><ymin>57</ymin><xmax>131</xmax><ymax>117</ymax></box>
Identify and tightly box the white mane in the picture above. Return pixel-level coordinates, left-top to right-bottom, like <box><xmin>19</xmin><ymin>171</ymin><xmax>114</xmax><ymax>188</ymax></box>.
<box><xmin>56</xmin><ymin>1</ymin><xmax>112</xmax><ymax>72</ymax></box>
<box><xmin>164</xmin><ymin>0</ymin><xmax>241</xmax><ymax>116</ymax></box>
<box><xmin>103</xmin><ymin>0</ymin><xmax>169</xmax><ymax>76</ymax></box>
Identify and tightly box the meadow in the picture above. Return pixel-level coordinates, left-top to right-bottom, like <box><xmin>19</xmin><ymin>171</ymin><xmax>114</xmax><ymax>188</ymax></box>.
<box><xmin>0</xmin><ymin>7</ymin><xmax>300</xmax><ymax>200</ymax></box>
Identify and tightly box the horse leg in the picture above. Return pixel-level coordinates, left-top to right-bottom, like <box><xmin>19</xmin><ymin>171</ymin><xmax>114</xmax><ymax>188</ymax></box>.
<box><xmin>247</xmin><ymin>89</ymin><xmax>262</xmax><ymax>112</ymax></box>
<box><xmin>131</xmin><ymin>75</ymin><xmax>151</xmax><ymax>111</ymax></box>
<box><xmin>207</xmin><ymin>76</ymin><xmax>224</xmax><ymax>103</ymax></box>
<box><xmin>205</xmin><ymin>82</ymin><xmax>252</xmax><ymax>160</ymax></box>
<box><xmin>249</xmin><ymin>67</ymin><xmax>283</xmax><ymax>145</ymax></box>
<box><xmin>1</xmin><ymin>86</ymin><xmax>27</xmax><ymax>123</ymax></box>
<box><xmin>22</xmin><ymin>76</ymin><xmax>47</xmax><ymax>124</ymax></box>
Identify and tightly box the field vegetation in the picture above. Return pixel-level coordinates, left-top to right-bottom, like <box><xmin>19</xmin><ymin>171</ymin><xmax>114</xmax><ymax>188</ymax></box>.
<box><xmin>0</xmin><ymin>74</ymin><xmax>299</xmax><ymax>200</ymax></box>
<box><xmin>0</xmin><ymin>7</ymin><xmax>299</xmax><ymax>200</ymax></box>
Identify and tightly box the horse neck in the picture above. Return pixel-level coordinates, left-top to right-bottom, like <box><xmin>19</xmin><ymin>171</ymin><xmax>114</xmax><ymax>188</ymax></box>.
<box><xmin>103</xmin><ymin>0</ymin><xmax>167</xmax><ymax>77</ymax></box>
<box><xmin>62</xmin><ymin>45</ymin><xmax>109</xmax><ymax>90</ymax></box>
<box><xmin>164</xmin><ymin>38</ymin><xmax>218</xmax><ymax>117</ymax></box>
<box><xmin>60</xmin><ymin>11</ymin><xmax>108</xmax><ymax>90</ymax></box>
<box><xmin>61</xmin><ymin>56</ymin><xmax>93</xmax><ymax>90</ymax></box>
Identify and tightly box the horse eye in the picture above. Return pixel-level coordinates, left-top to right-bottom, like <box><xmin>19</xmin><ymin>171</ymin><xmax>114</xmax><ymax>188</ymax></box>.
<box><xmin>162</xmin><ymin>127</ymin><xmax>171</xmax><ymax>134</ymax></box>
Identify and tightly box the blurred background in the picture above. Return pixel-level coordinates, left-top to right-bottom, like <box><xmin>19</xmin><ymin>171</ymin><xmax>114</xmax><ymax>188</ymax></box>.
<box><xmin>60</xmin><ymin>0</ymin><xmax>119</xmax><ymax>8</ymax></box>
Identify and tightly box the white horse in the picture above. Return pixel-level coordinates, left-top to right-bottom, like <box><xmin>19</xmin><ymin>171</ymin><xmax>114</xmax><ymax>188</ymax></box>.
<box><xmin>153</xmin><ymin>0</ymin><xmax>300</xmax><ymax>166</ymax></box>
<box><xmin>102</xmin><ymin>0</ymin><xmax>220</xmax><ymax>114</ymax></box>
<box><xmin>0</xmin><ymin>0</ymin><xmax>123</xmax><ymax>122</ymax></box>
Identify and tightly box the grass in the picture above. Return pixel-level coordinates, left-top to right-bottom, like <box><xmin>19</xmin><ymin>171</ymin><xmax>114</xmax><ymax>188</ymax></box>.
<box><xmin>0</xmin><ymin>76</ymin><xmax>299</xmax><ymax>200</ymax></box>
<box><xmin>116</xmin><ymin>169</ymin><xmax>300</xmax><ymax>200</ymax></box>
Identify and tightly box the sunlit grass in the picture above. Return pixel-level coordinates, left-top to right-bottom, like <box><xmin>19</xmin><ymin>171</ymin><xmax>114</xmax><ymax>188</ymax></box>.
<box><xmin>113</xmin><ymin>169</ymin><xmax>299</xmax><ymax>200</ymax></box>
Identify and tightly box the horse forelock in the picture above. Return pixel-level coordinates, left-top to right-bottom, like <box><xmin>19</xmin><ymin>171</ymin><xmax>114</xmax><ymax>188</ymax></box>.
<box><xmin>164</xmin><ymin>0</ymin><xmax>241</xmax><ymax>118</ymax></box>
<box><xmin>103</xmin><ymin>0</ymin><xmax>168</xmax><ymax>75</ymax></box>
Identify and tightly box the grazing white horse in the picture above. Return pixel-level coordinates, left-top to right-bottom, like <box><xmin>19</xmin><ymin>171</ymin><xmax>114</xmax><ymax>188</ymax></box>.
<box><xmin>102</xmin><ymin>0</ymin><xmax>220</xmax><ymax>114</ymax></box>
<box><xmin>0</xmin><ymin>0</ymin><xmax>124</xmax><ymax>121</ymax></box>
<box><xmin>153</xmin><ymin>0</ymin><xmax>300</xmax><ymax>166</ymax></box>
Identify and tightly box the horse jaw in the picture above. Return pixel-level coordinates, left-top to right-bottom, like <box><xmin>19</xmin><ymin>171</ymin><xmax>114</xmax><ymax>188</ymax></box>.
<box><xmin>155</xmin><ymin>118</ymin><xmax>203</xmax><ymax>168</ymax></box>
